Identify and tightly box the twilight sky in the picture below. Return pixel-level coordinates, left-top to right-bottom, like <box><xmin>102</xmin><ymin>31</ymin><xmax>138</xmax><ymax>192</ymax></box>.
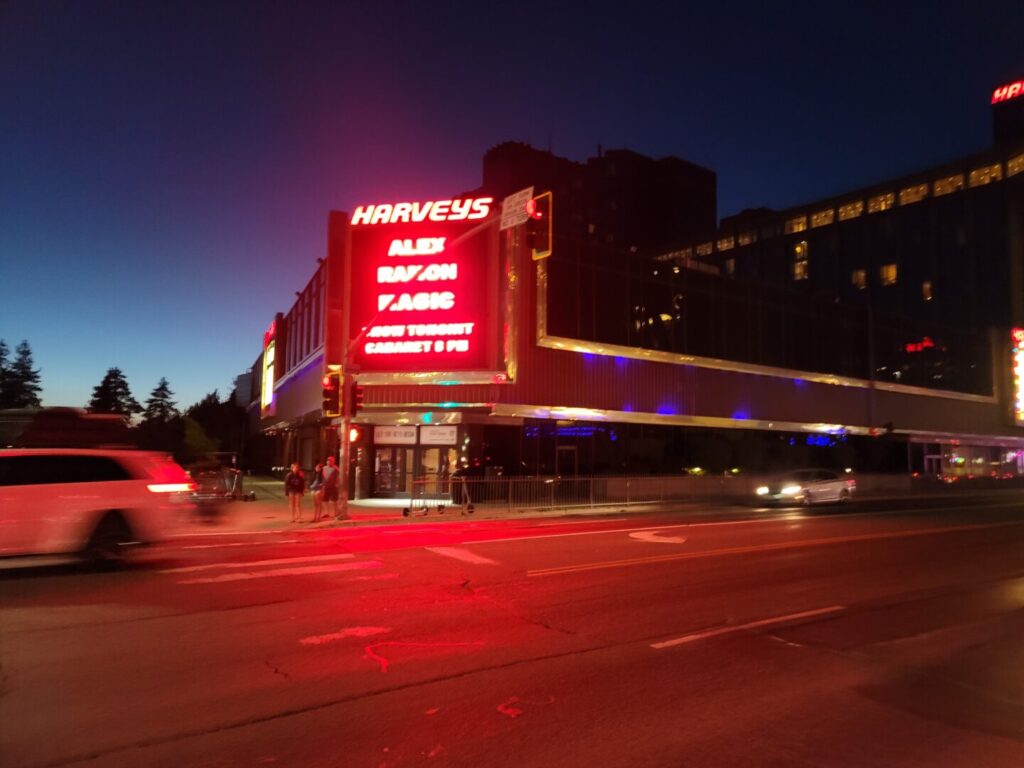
<box><xmin>2</xmin><ymin>0</ymin><xmax>1022</xmax><ymax>409</ymax></box>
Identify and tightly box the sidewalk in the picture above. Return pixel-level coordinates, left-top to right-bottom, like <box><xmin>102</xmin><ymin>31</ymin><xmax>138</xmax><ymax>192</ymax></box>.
<box><xmin>174</xmin><ymin>477</ymin><xmax>1024</xmax><ymax>537</ymax></box>
<box><xmin>172</xmin><ymin>494</ymin><xmax>685</xmax><ymax>536</ymax></box>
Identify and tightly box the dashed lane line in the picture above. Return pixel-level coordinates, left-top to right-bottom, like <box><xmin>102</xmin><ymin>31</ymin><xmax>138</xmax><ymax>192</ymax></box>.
<box><xmin>651</xmin><ymin>606</ymin><xmax>846</xmax><ymax>649</ymax></box>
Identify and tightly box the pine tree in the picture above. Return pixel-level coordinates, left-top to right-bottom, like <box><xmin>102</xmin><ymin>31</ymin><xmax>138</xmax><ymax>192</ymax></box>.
<box><xmin>0</xmin><ymin>339</ymin><xmax>9</xmax><ymax>409</ymax></box>
<box><xmin>3</xmin><ymin>340</ymin><xmax>42</xmax><ymax>408</ymax></box>
<box><xmin>88</xmin><ymin>367</ymin><xmax>142</xmax><ymax>419</ymax></box>
<box><xmin>142</xmin><ymin>377</ymin><xmax>179</xmax><ymax>425</ymax></box>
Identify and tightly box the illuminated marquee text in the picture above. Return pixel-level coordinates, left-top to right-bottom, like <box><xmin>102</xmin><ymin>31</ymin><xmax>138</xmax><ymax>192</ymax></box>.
<box><xmin>352</xmin><ymin>198</ymin><xmax>492</xmax><ymax>226</ymax></box>
<box><xmin>378</xmin><ymin>291</ymin><xmax>455</xmax><ymax>312</ymax></box>
<box><xmin>388</xmin><ymin>237</ymin><xmax>446</xmax><ymax>256</ymax></box>
<box><xmin>1013</xmin><ymin>328</ymin><xmax>1024</xmax><ymax>426</ymax></box>
<box><xmin>992</xmin><ymin>80</ymin><xmax>1024</xmax><ymax>105</ymax></box>
<box><xmin>377</xmin><ymin>263</ymin><xmax>458</xmax><ymax>283</ymax></box>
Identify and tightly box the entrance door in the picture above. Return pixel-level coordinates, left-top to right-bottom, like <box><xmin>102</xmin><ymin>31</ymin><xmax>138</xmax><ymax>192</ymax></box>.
<box><xmin>419</xmin><ymin>447</ymin><xmax>456</xmax><ymax>497</ymax></box>
<box><xmin>924</xmin><ymin>454</ymin><xmax>942</xmax><ymax>477</ymax></box>
<box><xmin>374</xmin><ymin>447</ymin><xmax>413</xmax><ymax>495</ymax></box>
<box><xmin>556</xmin><ymin>446</ymin><xmax>578</xmax><ymax>476</ymax></box>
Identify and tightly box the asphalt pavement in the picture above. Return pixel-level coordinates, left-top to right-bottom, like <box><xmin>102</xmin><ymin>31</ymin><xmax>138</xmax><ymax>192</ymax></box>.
<box><xmin>2</xmin><ymin>494</ymin><xmax>1024</xmax><ymax>767</ymax></box>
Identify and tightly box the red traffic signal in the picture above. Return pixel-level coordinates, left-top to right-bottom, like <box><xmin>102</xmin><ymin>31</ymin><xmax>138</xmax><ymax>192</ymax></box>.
<box><xmin>345</xmin><ymin>380</ymin><xmax>365</xmax><ymax>417</ymax></box>
<box><xmin>527</xmin><ymin>191</ymin><xmax>553</xmax><ymax>260</ymax></box>
<box><xmin>321</xmin><ymin>372</ymin><xmax>341</xmax><ymax>417</ymax></box>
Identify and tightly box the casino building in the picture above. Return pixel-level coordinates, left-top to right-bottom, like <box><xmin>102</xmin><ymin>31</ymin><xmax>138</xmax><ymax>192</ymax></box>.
<box><xmin>244</xmin><ymin>79</ymin><xmax>1024</xmax><ymax>496</ymax></box>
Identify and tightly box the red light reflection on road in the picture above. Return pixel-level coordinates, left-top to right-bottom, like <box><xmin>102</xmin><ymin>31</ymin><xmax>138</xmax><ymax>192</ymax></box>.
<box><xmin>364</xmin><ymin>640</ymin><xmax>485</xmax><ymax>673</ymax></box>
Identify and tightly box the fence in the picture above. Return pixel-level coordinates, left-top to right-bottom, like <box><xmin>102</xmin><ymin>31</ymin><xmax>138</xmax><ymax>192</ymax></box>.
<box><xmin>400</xmin><ymin>473</ymin><xmax>757</xmax><ymax>514</ymax></box>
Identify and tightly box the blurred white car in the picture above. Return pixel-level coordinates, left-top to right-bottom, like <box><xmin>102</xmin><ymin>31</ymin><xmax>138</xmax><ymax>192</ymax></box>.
<box><xmin>755</xmin><ymin>469</ymin><xmax>855</xmax><ymax>506</ymax></box>
<box><xmin>0</xmin><ymin>449</ymin><xmax>194</xmax><ymax>564</ymax></box>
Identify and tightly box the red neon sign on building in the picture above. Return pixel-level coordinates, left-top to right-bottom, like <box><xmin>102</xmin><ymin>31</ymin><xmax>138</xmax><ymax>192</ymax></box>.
<box><xmin>348</xmin><ymin>197</ymin><xmax>498</xmax><ymax>373</ymax></box>
<box><xmin>992</xmin><ymin>80</ymin><xmax>1024</xmax><ymax>105</ymax></box>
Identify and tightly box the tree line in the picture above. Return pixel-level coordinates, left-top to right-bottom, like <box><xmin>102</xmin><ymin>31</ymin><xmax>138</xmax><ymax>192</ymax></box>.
<box><xmin>0</xmin><ymin>339</ymin><xmax>244</xmax><ymax>465</ymax></box>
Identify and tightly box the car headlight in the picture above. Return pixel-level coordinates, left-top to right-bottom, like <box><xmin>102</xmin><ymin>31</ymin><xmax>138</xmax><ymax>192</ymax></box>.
<box><xmin>755</xmin><ymin>486</ymin><xmax>769</xmax><ymax>495</ymax></box>
<box><xmin>781</xmin><ymin>484</ymin><xmax>802</xmax><ymax>495</ymax></box>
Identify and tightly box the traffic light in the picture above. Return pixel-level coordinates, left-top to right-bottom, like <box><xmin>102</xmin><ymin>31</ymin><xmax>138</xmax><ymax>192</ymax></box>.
<box><xmin>345</xmin><ymin>380</ymin><xmax>365</xmax><ymax>417</ymax></box>
<box><xmin>321</xmin><ymin>372</ymin><xmax>341</xmax><ymax>417</ymax></box>
<box><xmin>526</xmin><ymin>191</ymin><xmax>553</xmax><ymax>261</ymax></box>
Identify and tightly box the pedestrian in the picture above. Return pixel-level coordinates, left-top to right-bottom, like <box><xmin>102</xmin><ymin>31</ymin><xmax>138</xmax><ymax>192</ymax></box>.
<box><xmin>284</xmin><ymin>462</ymin><xmax>306</xmax><ymax>523</ymax></box>
<box><xmin>310</xmin><ymin>463</ymin><xmax>324</xmax><ymax>522</ymax></box>
<box><xmin>321</xmin><ymin>455</ymin><xmax>344</xmax><ymax>520</ymax></box>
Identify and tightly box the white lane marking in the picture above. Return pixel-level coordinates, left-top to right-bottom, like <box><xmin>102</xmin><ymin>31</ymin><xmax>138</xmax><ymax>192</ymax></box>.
<box><xmin>160</xmin><ymin>553</ymin><xmax>356</xmax><ymax>574</ymax></box>
<box><xmin>529</xmin><ymin>519</ymin><xmax>1024</xmax><ymax>577</ymax></box>
<box><xmin>651</xmin><ymin>606</ymin><xmax>846</xmax><ymax>649</ymax></box>
<box><xmin>629</xmin><ymin>531</ymin><xmax>687</xmax><ymax>544</ymax></box>
<box><xmin>300</xmin><ymin>626</ymin><xmax>390</xmax><ymax>646</ymax></box>
<box><xmin>473</xmin><ymin>521</ymin><xmax>738</xmax><ymax>544</ymax></box>
<box><xmin>178</xmin><ymin>560</ymin><xmax>380</xmax><ymax>584</ymax></box>
<box><xmin>169</xmin><ymin>529</ymin><xmax>304</xmax><ymax>538</ymax></box>
<box><xmin>425</xmin><ymin>547</ymin><xmax>500</xmax><ymax>565</ymax></box>
<box><xmin>174</xmin><ymin>540</ymin><xmax>302</xmax><ymax>550</ymax></box>
<box><xmin>471</xmin><ymin>501</ymin><xmax>1024</xmax><ymax>546</ymax></box>
<box><xmin>535</xmin><ymin>518</ymin><xmax>627</xmax><ymax>527</ymax></box>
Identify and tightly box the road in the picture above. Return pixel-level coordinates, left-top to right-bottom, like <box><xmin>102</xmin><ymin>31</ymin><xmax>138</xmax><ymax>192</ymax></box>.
<box><xmin>2</xmin><ymin>497</ymin><xmax>1024</xmax><ymax>767</ymax></box>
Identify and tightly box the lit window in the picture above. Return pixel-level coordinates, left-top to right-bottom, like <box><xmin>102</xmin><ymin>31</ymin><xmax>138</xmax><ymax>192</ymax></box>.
<box><xmin>933</xmin><ymin>174</ymin><xmax>965</xmax><ymax>196</ymax></box>
<box><xmin>792</xmin><ymin>241</ymin><xmax>809</xmax><ymax>281</ymax></box>
<box><xmin>839</xmin><ymin>201</ymin><xmax>864</xmax><ymax>220</ymax></box>
<box><xmin>880</xmin><ymin>263</ymin><xmax>898</xmax><ymax>286</ymax></box>
<box><xmin>851</xmin><ymin>269</ymin><xmax>867</xmax><ymax>290</ymax></box>
<box><xmin>696</xmin><ymin>242</ymin><xmax>712</xmax><ymax>256</ymax></box>
<box><xmin>922</xmin><ymin>280</ymin><xmax>933</xmax><ymax>301</ymax></box>
<box><xmin>811</xmin><ymin>209</ymin><xmax>834</xmax><ymax>228</ymax></box>
<box><xmin>738</xmin><ymin>231</ymin><xmax>756</xmax><ymax>246</ymax></box>
<box><xmin>1008</xmin><ymin>153</ymin><xmax>1024</xmax><ymax>177</ymax></box>
<box><xmin>716</xmin><ymin>236</ymin><xmax>735</xmax><ymax>252</ymax></box>
<box><xmin>679</xmin><ymin>247</ymin><xmax>693</xmax><ymax>259</ymax></box>
<box><xmin>899</xmin><ymin>183</ymin><xmax>928</xmax><ymax>205</ymax></box>
<box><xmin>969</xmin><ymin>163</ymin><xmax>1003</xmax><ymax>187</ymax></box>
<box><xmin>725</xmin><ymin>257</ymin><xmax>736</xmax><ymax>276</ymax></box>
<box><xmin>784</xmin><ymin>216</ymin><xmax>808</xmax><ymax>234</ymax></box>
<box><xmin>867</xmin><ymin>192</ymin><xmax>895</xmax><ymax>213</ymax></box>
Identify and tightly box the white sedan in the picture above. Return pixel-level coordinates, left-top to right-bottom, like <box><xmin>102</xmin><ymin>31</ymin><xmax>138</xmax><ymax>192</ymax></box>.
<box><xmin>755</xmin><ymin>469</ymin><xmax>855</xmax><ymax>506</ymax></box>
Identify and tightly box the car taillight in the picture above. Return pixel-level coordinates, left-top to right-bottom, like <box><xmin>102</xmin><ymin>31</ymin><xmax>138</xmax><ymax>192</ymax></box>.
<box><xmin>148</xmin><ymin>482</ymin><xmax>196</xmax><ymax>493</ymax></box>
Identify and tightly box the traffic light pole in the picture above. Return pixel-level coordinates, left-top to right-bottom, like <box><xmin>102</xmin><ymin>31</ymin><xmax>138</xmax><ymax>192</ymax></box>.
<box><xmin>338</xmin><ymin>368</ymin><xmax>353</xmax><ymax>520</ymax></box>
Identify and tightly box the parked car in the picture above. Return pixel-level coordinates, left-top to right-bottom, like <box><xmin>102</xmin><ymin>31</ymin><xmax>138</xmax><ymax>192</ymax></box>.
<box><xmin>755</xmin><ymin>469</ymin><xmax>855</xmax><ymax>506</ymax></box>
<box><xmin>0</xmin><ymin>449</ymin><xmax>194</xmax><ymax>564</ymax></box>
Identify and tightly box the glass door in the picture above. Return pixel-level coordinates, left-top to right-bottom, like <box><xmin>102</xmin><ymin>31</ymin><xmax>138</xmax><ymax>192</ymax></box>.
<box><xmin>374</xmin><ymin>447</ymin><xmax>413</xmax><ymax>495</ymax></box>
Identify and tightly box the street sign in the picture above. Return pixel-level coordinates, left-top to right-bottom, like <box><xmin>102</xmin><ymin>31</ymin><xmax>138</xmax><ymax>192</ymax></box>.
<box><xmin>500</xmin><ymin>186</ymin><xmax>534</xmax><ymax>231</ymax></box>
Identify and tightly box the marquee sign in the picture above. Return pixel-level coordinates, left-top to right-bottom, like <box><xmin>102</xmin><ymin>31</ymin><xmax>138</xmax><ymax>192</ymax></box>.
<box><xmin>992</xmin><ymin>80</ymin><xmax>1024</xmax><ymax>105</ymax></box>
<box><xmin>1013</xmin><ymin>328</ymin><xmax>1024</xmax><ymax>426</ymax></box>
<box><xmin>260</xmin><ymin>320</ymin><xmax>276</xmax><ymax>416</ymax></box>
<box><xmin>348</xmin><ymin>197</ymin><xmax>498</xmax><ymax>374</ymax></box>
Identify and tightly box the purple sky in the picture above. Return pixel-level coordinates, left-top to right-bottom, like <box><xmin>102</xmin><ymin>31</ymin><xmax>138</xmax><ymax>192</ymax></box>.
<box><xmin>2</xmin><ymin>1</ymin><xmax>1022</xmax><ymax>409</ymax></box>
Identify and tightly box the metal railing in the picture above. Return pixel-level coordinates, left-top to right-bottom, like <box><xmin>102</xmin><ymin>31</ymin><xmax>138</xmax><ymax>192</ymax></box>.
<box><xmin>394</xmin><ymin>473</ymin><xmax>753</xmax><ymax>514</ymax></box>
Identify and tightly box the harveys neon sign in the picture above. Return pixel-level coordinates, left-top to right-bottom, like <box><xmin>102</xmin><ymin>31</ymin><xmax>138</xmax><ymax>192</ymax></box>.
<box><xmin>351</xmin><ymin>198</ymin><xmax>493</xmax><ymax>226</ymax></box>
<box><xmin>992</xmin><ymin>80</ymin><xmax>1024</xmax><ymax>105</ymax></box>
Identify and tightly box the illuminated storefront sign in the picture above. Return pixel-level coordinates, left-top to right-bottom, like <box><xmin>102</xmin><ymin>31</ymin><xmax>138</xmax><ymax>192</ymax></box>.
<box><xmin>1012</xmin><ymin>328</ymin><xmax>1024</xmax><ymax>426</ymax></box>
<box><xmin>992</xmin><ymin>80</ymin><xmax>1024</xmax><ymax>105</ymax></box>
<box><xmin>348</xmin><ymin>196</ymin><xmax>498</xmax><ymax>373</ymax></box>
<box><xmin>351</xmin><ymin>198</ymin><xmax>492</xmax><ymax>226</ymax></box>
<box><xmin>261</xmin><ymin>321</ymin><xmax>276</xmax><ymax>415</ymax></box>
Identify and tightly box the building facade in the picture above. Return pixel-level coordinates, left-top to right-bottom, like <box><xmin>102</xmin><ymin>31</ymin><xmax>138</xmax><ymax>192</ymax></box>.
<box><xmin>246</xmin><ymin>81</ymin><xmax>1024</xmax><ymax>495</ymax></box>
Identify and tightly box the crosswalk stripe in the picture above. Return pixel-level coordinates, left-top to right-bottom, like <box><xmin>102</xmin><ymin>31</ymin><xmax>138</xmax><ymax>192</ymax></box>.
<box><xmin>161</xmin><ymin>553</ymin><xmax>355</xmax><ymax>574</ymax></box>
<box><xmin>178</xmin><ymin>560</ymin><xmax>380</xmax><ymax>584</ymax></box>
<box><xmin>425</xmin><ymin>546</ymin><xmax>499</xmax><ymax>565</ymax></box>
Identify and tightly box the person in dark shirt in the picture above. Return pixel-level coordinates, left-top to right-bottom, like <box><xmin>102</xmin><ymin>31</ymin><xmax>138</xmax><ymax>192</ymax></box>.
<box><xmin>284</xmin><ymin>462</ymin><xmax>306</xmax><ymax>523</ymax></box>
